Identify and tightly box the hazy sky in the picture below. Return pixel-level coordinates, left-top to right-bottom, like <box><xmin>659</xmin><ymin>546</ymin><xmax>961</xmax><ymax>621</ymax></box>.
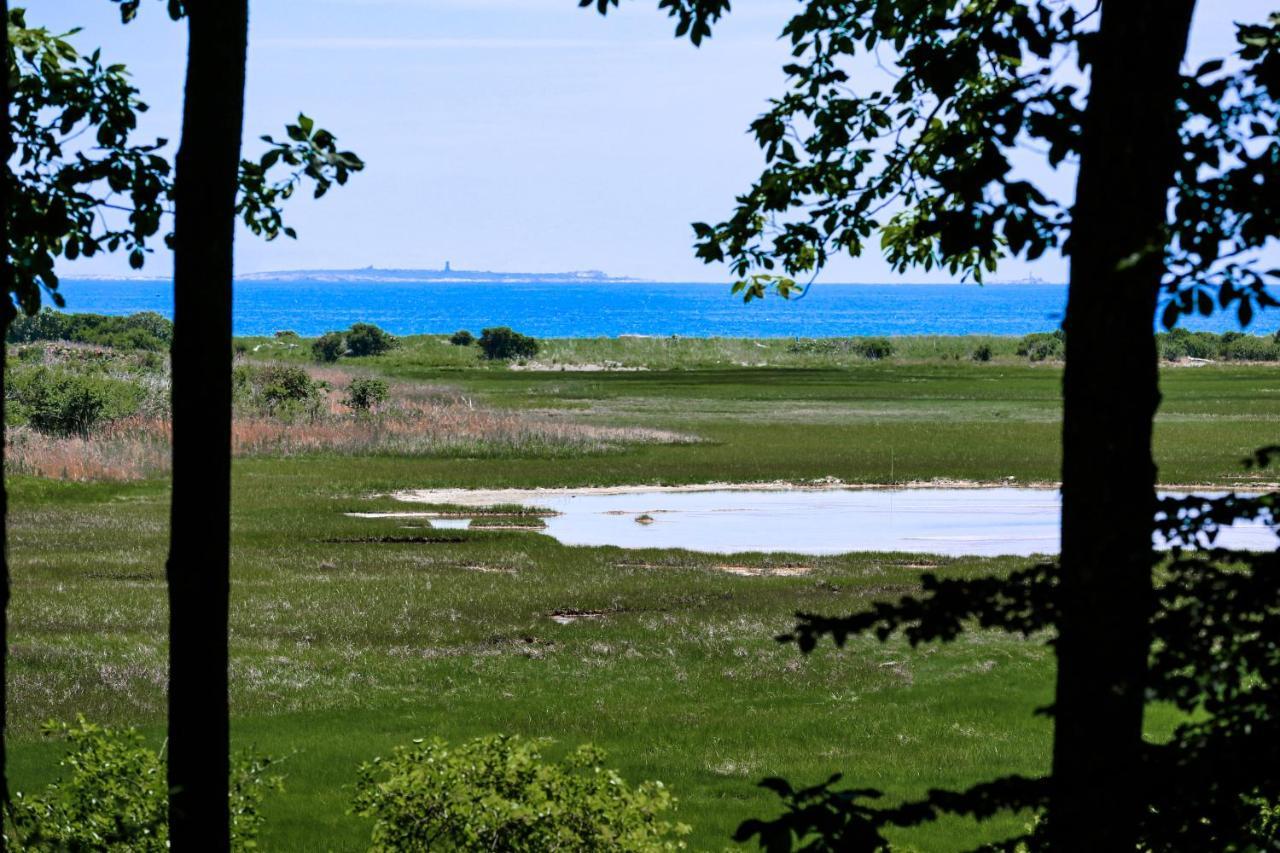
<box><xmin>39</xmin><ymin>1</ymin><xmax>1276</xmax><ymax>282</ymax></box>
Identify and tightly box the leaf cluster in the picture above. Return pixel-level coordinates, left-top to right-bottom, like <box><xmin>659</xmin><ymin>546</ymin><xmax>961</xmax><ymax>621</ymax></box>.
<box><xmin>2</xmin><ymin>716</ymin><xmax>281</xmax><ymax>852</ymax></box>
<box><xmin>350</xmin><ymin>734</ymin><xmax>691</xmax><ymax>851</ymax></box>
<box><xmin>6</xmin><ymin>8</ymin><xmax>364</xmax><ymax>320</ymax></box>
<box><xmin>581</xmin><ymin>0</ymin><xmax>730</xmax><ymax>46</ymax></box>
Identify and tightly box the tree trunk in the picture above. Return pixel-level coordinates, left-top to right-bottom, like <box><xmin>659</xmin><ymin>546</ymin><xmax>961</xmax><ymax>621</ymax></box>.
<box><xmin>166</xmin><ymin>1</ymin><xmax>247</xmax><ymax>847</ymax></box>
<box><xmin>1</xmin><ymin>1</ymin><xmax>11</xmax><ymax>846</ymax></box>
<box><xmin>1052</xmin><ymin>1</ymin><xmax>1196</xmax><ymax>847</ymax></box>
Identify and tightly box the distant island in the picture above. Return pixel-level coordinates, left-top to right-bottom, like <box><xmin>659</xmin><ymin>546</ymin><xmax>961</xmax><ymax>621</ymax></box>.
<box><xmin>237</xmin><ymin>264</ymin><xmax>639</xmax><ymax>284</ymax></box>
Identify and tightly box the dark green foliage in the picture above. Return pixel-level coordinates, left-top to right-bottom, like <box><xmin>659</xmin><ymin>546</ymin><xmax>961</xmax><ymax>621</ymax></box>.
<box><xmin>350</xmin><ymin>734</ymin><xmax>690</xmax><ymax>851</ymax></box>
<box><xmin>478</xmin><ymin>327</ymin><xmax>539</xmax><ymax>361</ymax></box>
<box><xmin>311</xmin><ymin>332</ymin><xmax>345</xmax><ymax>363</ymax></box>
<box><xmin>233</xmin><ymin>364</ymin><xmax>321</xmax><ymax>418</ymax></box>
<box><xmin>1016</xmin><ymin>331</ymin><xmax>1065</xmax><ymax>362</ymax></box>
<box><xmin>274</xmin><ymin>330</ymin><xmax>300</xmax><ymax>340</ymax></box>
<box><xmin>345</xmin><ymin>323</ymin><xmax>397</xmax><ymax>357</ymax></box>
<box><xmin>343</xmin><ymin>377</ymin><xmax>388</xmax><ymax>412</ymax></box>
<box><xmin>449</xmin><ymin>329</ymin><xmax>475</xmax><ymax>346</ymax></box>
<box><xmin>582</xmin><ymin>0</ymin><xmax>729</xmax><ymax>46</ymax></box>
<box><xmin>3</xmin><ymin>717</ymin><xmax>280</xmax><ymax>851</ymax></box>
<box><xmin>7</xmin><ymin>310</ymin><xmax>172</xmax><ymax>352</ymax></box>
<box><xmin>972</xmin><ymin>343</ymin><xmax>993</xmax><ymax>362</ymax></box>
<box><xmin>6</xmin><ymin>366</ymin><xmax>143</xmax><ymax>436</ymax></box>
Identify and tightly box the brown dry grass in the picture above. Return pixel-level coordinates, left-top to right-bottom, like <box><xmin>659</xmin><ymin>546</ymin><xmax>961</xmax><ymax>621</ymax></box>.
<box><xmin>6</xmin><ymin>369</ymin><xmax>695</xmax><ymax>482</ymax></box>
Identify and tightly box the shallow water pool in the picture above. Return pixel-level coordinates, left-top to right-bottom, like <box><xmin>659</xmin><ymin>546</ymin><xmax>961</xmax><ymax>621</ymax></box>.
<box><xmin>475</xmin><ymin>488</ymin><xmax>1274</xmax><ymax>557</ymax></box>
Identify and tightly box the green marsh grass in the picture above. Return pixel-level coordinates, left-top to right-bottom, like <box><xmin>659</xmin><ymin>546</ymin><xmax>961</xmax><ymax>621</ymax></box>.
<box><xmin>8</xmin><ymin>349</ymin><xmax>1277</xmax><ymax>849</ymax></box>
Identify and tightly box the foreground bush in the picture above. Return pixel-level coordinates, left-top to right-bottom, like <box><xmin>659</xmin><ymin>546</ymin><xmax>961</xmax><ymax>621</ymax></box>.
<box><xmin>352</xmin><ymin>734</ymin><xmax>690</xmax><ymax>852</ymax></box>
<box><xmin>3</xmin><ymin>717</ymin><xmax>279</xmax><ymax>851</ymax></box>
<box><xmin>479</xmin><ymin>326</ymin><xmax>539</xmax><ymax>360</ymax></box>
<box><xmin>7</xmin><ymin>366</ymin><xmax>145</xmax><ymax>436</ymax></box>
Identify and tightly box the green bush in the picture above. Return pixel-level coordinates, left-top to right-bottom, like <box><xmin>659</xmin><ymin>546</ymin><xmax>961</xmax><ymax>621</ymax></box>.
<box><xmin>351</xmin><ymin>735</ymin><xmax>690</xmax><ymax>852</ymax></box>
<box><xmin>233</xmin><ymin>364</ymin><xmax>322</xmax><ymax>417</ymax></box>
<box><xmin>7</xmin><ymin>309</ymin><xmax>173</xmax><ymax>351</ymax></box>
<box><xmin>274</xmin><ymin>330</ymin><xmax>300</xmax><ymax>340</ymax></box>
<box><xmin>4</xmin><ymin>717</ymin><xmax>279</xmax><ymax>852</ymax></box>
<box><xmin>1016</xmin><ymin>330</ymin><xmax>1064</xmax><ymax>361</ymax></box>
<box><xmin>346</xmin><ymin>323</ymin><xmax>398</xmax><ymax>357</ymax></box>
<box><xmin>853</xmin><ymin>337</ymin><xmax>895</xmax><ymax>360</ymax></box>
<box><xmin>478</xmin><ymin>327</ymin><xmax>539</xmax><ymax>360</ymax></box>
<box><xmin>311</xmin><ymin>331</ymin><xmax>346</xmax><ymax>363</ymax></box>
<box><xmin>1157</xmin><ymin>328</ymin><xmax>1220</xmax><ymax>360</ymax></box>
<box><xmin>344</xmin><ymin>377</ymin><xmax>389</xmax><ymax>412</ymax></box>
<box><xmin>1220</xmin><ymin>333</ymin><xmax>1280</xmax><ymax>361</ymax></box>
<box><xmin>6</xmin><ymin>367</ymin><xmax>142</xmax><ymax>436</ymax></box>
<box><xmin>972</xmin><ymin>343</ymin><xmax>993</xmax><ymax>362</ymax></box>
<box><xmin>449</xmin><ymin>329</ymin><xmax>475</xmax><ymax>346</ymax></box>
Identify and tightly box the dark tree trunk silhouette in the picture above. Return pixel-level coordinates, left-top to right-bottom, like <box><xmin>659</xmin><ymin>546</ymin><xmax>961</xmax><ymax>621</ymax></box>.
<box><xmin>166</xmin><ymin>1</ymin><xmax>248</xmax><ymax>847</ymax></box>
<box><xmin>1052</xmin><ymin>1</ymin><xmax>1196</xmax><ymax>847</ymax></box>
<box><xmin>1</xmin><ymin>1</ymin><xmax>12</xmax><ymax>844</ymax></box>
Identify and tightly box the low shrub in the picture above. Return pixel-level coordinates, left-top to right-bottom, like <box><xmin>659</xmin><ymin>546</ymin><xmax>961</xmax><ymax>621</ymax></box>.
<box><xmin>478</xmin><ymin>327</ymin><xmax>539</xmax><ymax>360</ymax></box>
<box><xmin>274</xmin><ymin>330</ymin><xmax>300</xmax><ymax>340</ymax></box>
<box><xmin>3</xmin><ymin>717</ymin><xmax>279</xmax><ymax>852</ymax></box>
<box><xmin>972</xmin><ymin>343</ymin><xmax>993</xmax><ymax>362</ymax></box>
<box><xmin>1016</xmin><ymin>330</ymin><xmax>1064</xmax><ymax>361</ymax></box>
<box><xmin>344</xmin><ymin>377</ymin><xmax>389</xmax><ymax>412</ymax></box>
<box><xmin>351</xmin><ymin>734</ymin><xmax>690</xmax><ymax>852</ymax></box>
<box><xmin>6</xmin><ymin>367</ymin><xmax>143</xmax><ymax>436</ymax></box>
<box><xmin>853</xmin><ymin>337</ymin><xmax>895</xmax><ymax>360</ymax></box>
<box><xmin>233</xmin><ymin>363</ymin><xmax>322</xmax><ymax>418</ymax></box>
<box><xmin>346</xmin><ymin>322</ymin><xmax>397</xmax><ymax>357</ymax></box>
<box><xmin>311</xmin><ymin>331</ymin><xmax>346</xmax><ymax>363</ymax></box>
<box><xmin>449</xmin><ymin>329</ymin><xmax>475</xmax><ymax>346</ymax></box>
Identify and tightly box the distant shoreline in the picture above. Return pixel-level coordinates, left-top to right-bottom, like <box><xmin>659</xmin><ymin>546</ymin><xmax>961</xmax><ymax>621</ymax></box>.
<box><xmin>59</xmin><ymin>275</ymin><xmax>1070</xmax><ymax>287</ymax></box>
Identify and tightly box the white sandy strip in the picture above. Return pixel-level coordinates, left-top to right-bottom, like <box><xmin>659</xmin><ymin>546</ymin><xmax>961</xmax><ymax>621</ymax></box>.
<box><xmin>388</xmin><ymin>477</ymin><xmax>1278</xmax><ymax>508</ymax></box>
<box><xmin>389</xmin><ymin>478</ymin><xmax>1064</xmax><ymax>507</ymax></box>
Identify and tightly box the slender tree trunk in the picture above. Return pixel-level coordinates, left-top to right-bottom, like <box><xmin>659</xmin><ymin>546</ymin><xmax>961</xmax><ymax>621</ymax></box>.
<box><xmin>166</xmin><ymin>1</ymin><xmax>247</xmax><ymax>847</ymax></box>
<box><xmin>0</xmin><ymin>1</ymin><xmax>12</xmax><ymax>847</ymax></box>
<box><xmin>1051</xmin><ymin>1</ymin><xmax>1196</xmax><ymax>847</ymax></box>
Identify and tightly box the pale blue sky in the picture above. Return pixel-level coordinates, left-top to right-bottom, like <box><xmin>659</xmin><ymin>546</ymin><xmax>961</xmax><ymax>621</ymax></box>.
<box><xmin>38</xmin><ymin>1</ymin><xmax>1276</xmax><ymax>282</ymax></box>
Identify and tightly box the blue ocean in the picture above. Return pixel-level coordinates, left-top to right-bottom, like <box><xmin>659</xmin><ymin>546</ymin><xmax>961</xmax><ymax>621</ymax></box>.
<box><xmin>54</xmin><ymin>279</ymin><xmax>1260</xmax><ymax>338</ymax></box>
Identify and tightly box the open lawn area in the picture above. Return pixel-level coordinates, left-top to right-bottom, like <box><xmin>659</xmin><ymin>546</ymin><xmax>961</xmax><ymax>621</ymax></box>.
<box><xmin>8</xmin><ymin>348</ymin><xmax>1276</xmax><ymax>849</ymax></box>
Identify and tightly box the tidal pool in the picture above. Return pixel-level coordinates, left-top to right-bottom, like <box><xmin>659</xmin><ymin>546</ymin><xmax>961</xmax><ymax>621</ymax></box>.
<box><xmin>395</xmin><ymin>487</ymin><xmax>1276</xmax><ymax>557</ymax></box>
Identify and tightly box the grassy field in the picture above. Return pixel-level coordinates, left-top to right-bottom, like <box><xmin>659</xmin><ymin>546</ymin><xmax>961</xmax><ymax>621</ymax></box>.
<box><xmin>7</xmin><ymin>339</ymin><xmax>1277</xmax><ymax>849</ymax></box>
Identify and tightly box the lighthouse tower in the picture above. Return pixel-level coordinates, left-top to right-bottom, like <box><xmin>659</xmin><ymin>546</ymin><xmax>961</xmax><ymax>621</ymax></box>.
<box><xmin>444</xmin><ymin>261</ymin><xmax>452</xmax><ymax>273</ymax></box>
